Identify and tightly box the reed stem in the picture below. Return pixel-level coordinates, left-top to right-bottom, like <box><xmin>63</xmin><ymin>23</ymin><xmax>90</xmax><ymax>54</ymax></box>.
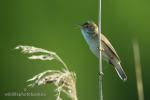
<box><xmin>98</xmin><ymin>0</ymin><xmax>103</xmax><ymax>100</ymax></box>
<box><xmin>133</xmin><ymin>40</ymin><xmax>144</xmax><ymax>100</ymax></box>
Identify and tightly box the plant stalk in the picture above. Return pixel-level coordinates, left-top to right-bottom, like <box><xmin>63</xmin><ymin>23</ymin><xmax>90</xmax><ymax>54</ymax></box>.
<box><xmin>133</xmin><ymin>40</ymin><xmax>144</xmax><ymax>100</ymax></box>
<box><xmin>98</xmin><ymin>0</ymin><xmax>103</xmax><ymax>100</ymax></box>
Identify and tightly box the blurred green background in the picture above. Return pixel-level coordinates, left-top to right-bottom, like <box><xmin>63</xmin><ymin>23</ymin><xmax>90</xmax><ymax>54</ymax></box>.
<box><xmin>0</xmin><ymin>0</ymin><xmax>150</xmax><ymax>100</ymax></box>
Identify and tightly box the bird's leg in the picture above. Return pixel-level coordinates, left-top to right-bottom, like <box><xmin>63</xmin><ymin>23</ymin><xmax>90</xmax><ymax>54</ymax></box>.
<box><xmin>92</xmin><ymin>33</ymin><xmax>97</xmax><ymax>38</ymax></box>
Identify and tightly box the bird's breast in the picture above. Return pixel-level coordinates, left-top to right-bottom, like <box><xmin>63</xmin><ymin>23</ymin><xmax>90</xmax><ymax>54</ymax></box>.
<box><xmin>81</xmin><ymin>30</ymin><xmax>109</xmax><ymax>61</ymax></box>
<box><xmin>85</xmin><ymin>35</ymin><xmax>99</xmax><ymax>58</ymax></box>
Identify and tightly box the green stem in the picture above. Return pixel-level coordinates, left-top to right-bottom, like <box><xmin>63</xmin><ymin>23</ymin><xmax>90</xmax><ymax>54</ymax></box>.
<box><xmin>98</xmin><ymin>0</ymin><xmax>103</xmax><ymax>100</ymax></box>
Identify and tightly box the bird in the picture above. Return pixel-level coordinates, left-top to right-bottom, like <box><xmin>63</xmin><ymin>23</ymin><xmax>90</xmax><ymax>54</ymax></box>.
<box><xmin>80</xmin><ymin>21</ymin><xmax>127</xmax><ymax>81</ymax></box>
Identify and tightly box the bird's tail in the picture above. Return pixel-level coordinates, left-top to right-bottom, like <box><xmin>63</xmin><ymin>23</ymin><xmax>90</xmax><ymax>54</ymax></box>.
<box><xmin>111</xmin><ymin>60</ymin><xmax>127</xmax><ymax>82</ymax></box>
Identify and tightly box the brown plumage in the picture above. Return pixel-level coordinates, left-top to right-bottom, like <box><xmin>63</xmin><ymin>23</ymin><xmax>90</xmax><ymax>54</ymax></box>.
<box><xmin>80</xmin><ymin>21</ymin><xmax>127</xmax><ymax>81</ymax></box>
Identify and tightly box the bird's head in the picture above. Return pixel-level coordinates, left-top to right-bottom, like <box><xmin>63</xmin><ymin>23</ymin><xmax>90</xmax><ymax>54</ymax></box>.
<box><xmin>80</xmin><ymin>21</ymin><xmax>98</xmax><ymax>35</ymax></box>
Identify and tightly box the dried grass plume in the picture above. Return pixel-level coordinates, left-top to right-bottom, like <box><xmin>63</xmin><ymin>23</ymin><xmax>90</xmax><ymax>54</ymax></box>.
<box><xmin>15</xmin><ymin>45</ymin><xmax>78</xmax><ymax>100</ymax></box>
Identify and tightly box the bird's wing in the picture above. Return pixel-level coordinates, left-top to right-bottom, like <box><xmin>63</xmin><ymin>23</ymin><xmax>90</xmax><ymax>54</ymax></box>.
<box><xmin>101</xmin><ymin>34</ymin><xmax>121</xmax><ymax>61</ymax></box>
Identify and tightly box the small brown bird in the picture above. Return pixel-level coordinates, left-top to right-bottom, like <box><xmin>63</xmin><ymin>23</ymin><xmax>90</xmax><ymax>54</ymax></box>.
<box><xmin>80</xmin><ymin>21</ymin><xmax>127</xmax><ymax>81</ymax></box>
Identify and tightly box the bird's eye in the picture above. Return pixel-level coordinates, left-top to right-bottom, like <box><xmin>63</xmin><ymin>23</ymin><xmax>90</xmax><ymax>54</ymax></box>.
<box><xmin>86</xmin><ymin>25</ymin><xmax>89</xmax><ymax>28</ymax></box>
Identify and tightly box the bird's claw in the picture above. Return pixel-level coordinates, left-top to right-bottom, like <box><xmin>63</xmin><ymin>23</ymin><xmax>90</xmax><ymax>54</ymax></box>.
<box><xmin>97</xmin><ymin>47</ymin><xmax>104</xmax><ymax>51</ymax></box>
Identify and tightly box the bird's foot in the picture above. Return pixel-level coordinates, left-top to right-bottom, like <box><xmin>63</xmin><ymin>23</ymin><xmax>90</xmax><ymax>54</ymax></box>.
<box><xmin>97</xmin><ymin>47</ymin><xmax>104</xmax><ymax>51</ymax></box>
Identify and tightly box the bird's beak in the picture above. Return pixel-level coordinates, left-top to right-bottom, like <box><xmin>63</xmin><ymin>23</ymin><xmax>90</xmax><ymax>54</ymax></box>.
<box><xmin>74</xmin><ymin>24</ymin><xmax>83</xmax><ymax>29</ymax></box>
<box><xmin>78</xmin><ymin>24</ymin><xmax>82</xmax><ymax>28</ymax></box>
